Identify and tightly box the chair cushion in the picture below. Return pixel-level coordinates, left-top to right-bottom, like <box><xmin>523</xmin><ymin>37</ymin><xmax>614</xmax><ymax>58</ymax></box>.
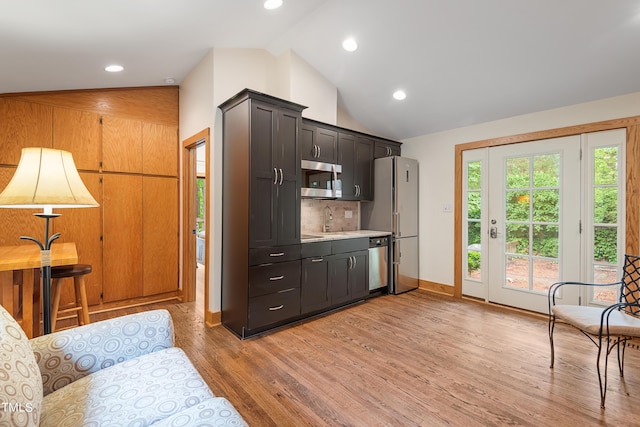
<box><xmin>0</xmin><ymin>304</ymin><xmax>43</xmax><ymax>427</ymax></box>
<box><xmin>151</xmin><ymin>397</ymin><xmax>249</xmax><ymax>427</ymax></box>
<box><xmin>40</xmin><ymin>347</ymin><xmax>214</xmax><ymax>427</ymax></box>
<box><xmin>553</xmin><ymin>305</ymin><xmax>640</xmax><ymax>337</ymax></box>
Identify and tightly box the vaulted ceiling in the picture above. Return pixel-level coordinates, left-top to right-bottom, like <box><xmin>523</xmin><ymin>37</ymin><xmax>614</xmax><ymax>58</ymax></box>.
<box><xmin>2</xmin><ymin>0</ymin><xmax>640</xmax><ymax>140</ymax></box>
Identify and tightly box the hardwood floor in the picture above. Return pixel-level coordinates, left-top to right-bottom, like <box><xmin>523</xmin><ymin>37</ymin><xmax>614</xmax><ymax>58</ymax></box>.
<box><xmin>89</xmin><ymin>290</ymin><xmax>639</xmax><ymax>426</ymax></box>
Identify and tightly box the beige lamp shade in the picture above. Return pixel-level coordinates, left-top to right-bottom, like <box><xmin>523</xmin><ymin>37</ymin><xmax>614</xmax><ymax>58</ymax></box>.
<box><xmin>0</xmin><ymin>147</ymin><xmax>99</xmax><ymax>211</ymax></box>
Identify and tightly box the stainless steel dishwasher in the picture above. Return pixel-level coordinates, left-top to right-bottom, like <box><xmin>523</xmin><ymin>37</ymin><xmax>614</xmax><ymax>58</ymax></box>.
<box><xmin>368</xmin><ymin>236</ymin><xmax>389</xmax><ymax>292</ymax></box>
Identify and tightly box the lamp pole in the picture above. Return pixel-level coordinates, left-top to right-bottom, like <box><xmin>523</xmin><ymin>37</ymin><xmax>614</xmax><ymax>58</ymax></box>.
<box><xmin>21</xmin><ymin>211</ymin><xmax>60</xmax><ymax>335</ymax></box>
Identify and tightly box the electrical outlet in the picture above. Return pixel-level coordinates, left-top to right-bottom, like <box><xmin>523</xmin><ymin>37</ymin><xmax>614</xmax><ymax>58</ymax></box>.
<box><xmin>345</xmin><ymin>210</ymin><xmax>353</xmax><ymax>219</ymax></box>
<box><xmin>442</xmin><ymin>203</ymin><xmax>453</xmax><ymax>213</ymax></box>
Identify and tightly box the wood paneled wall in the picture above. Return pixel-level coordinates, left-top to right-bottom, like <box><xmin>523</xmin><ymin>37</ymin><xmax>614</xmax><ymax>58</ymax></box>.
<box><xmin>6</xmin><ymin>86</ymin><xmax>178</xmax><ymax>127</ymax></box>
<box><xmin>0</xmin><ymin>86</ymin><xmax>179</xmax><ymax>310</ymax></box>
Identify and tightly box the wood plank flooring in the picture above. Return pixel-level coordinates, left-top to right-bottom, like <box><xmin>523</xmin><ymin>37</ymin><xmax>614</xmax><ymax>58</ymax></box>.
<box><xmin>89</xmin><ymin>290</ymin><xmax>639</xmax><ymax>426</ymax></box>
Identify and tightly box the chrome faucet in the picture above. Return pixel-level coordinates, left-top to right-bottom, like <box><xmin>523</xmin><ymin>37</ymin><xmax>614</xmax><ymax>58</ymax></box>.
<box><xmin>323</xmin><ymin>205</ymin><xmax>333</xmax><ymax>232</ymax></box>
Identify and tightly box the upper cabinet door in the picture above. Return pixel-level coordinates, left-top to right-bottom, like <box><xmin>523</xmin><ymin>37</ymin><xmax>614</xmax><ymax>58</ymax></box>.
<box><xmin>300</xmin><ymin>122</ymin><xmax>337</xmax><ymax>163</ymax></box>
<box><xmin>338</xmin><ymin>132</ymin><xmax>356</xmax><ymax>200</ymax></box>
<box><xmin>338</xmin><ymin>133</ymin><xmax>373</xmax><ymax>201</ymax></box>
<box><xmin>275</xmin><ymin>109</ymin><xmax>301</xmax><ymax>246</ymax></box>
<box><xmin>0</xmin><ymin>99</ymin><xmax>52</xmax><ymax>165</ymax></box>
<box><xmin>373</xmin><ymin>140</ymin><xmax>401</xmax><ymax>159</ymax></box>
<box><xmin>142</xmin><ymin>122</ymin><xmax>178</xmax><ymax>176</ymax></box>
<box><xmin>355</xmin><ymin>136</ymin><xmax>374</xmax><ymax>201</ymax></box>
<box><xmin>249</xmin><ymin>101</ymin><xmax>278</xmax><ymax>248</ymax></box>
<box><xmin>300</xmin><ymin>124</ymin><xmax>315</xmax><ymax>161</ymax></box>
<box><xmin>102</xmin><ymin>115</ymin><xmax>142</xmax><ymax>173</ymax></box>
<box><xmin>277</xmin><ymin>109</ymin><xmax>300</xmax><ymax>178</ymax></box>
<box><xmin>315</xmin><ymin>126</ymin><xmax>337</xmax><ymax>164</ymax></box>
<box><xmin>53</xmin><ymin>107</ymin><xmax>101</xmax><ymax>171</ymax></box>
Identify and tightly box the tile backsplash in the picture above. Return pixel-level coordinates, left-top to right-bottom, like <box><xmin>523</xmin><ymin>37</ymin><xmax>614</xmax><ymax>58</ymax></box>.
<box><xmin>301</xmin><ymin>199</ymin><xmax>359</xmax><ymax>233</ymax></box>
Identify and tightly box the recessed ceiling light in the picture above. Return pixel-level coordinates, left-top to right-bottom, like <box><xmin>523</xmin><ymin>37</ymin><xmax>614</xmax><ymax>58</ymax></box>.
<box><xmin>393</xmin><ymin>90</ymin><xmax>407</xmax><ymax>100</ymax></box>
<box><xmin>342</xmin><ymin>38</ymin><xmax>358</xmax><ymax>52</ymax></box>
<box><xmin>264</xmin><ymin>0</ymin><xmax>283</xmax><ymax>10</ymax></box>
<box><xmin>105</xmin><ymin>65</ymin><xmax>124</xmax><ymax>73</ymax></box>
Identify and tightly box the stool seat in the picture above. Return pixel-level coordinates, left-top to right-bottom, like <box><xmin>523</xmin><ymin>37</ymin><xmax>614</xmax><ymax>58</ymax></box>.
<box><xmin>51</xmin><ymin>264</ymin><xmax>92</xmax><ymax>278</ymax></box>
<box><xmin>50</xmin><ymin>264</ymin><xmax>92</xmax><ymax>331</ymax></box>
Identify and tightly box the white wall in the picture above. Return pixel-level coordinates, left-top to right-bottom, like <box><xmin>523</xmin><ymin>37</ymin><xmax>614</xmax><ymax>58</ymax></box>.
<box><xmin>401</xmin><ymin>91</ymin><xmax>640</xmax><ymax>289</ymax></box>
<box><xmin>180</xmin><ymin>47</ymin><xmax>339</xmax><ymax>314</ymax></box>
<box><xmin>179</xmin><ymin>50</ymin><xmax>214</xmax><ymax>307</ymax></box>
<box><xmin>288</xmin><ymin>51</ymin><xmax>337</xmax><ymax>124</ymax></box>
<box><xmin>336</xmin><ymin>105</ymin><xmax>374</xmax><ymax>135</ymax></box>
<box><xmin>179</xmin><ymin>50</ymin><xmax>214</xmax><ymax>139</ymax></box>
<box><xmin>211</xmin><ymin>48</ymin><xmax>278</xmax><ymax>108</ymax></box>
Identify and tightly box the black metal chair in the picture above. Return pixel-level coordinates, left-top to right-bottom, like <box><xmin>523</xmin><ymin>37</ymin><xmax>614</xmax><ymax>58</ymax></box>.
<box><xmin>548</xmin><ymin>253</ymin><xmax>640</xmax><ymax>408</ymax></box>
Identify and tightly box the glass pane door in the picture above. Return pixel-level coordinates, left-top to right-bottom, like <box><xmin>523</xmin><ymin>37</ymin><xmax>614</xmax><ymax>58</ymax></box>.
<box><xmin>487</xmin><ymin>136</ymin><xmax>581</xmax><ymax>313</ymax></box>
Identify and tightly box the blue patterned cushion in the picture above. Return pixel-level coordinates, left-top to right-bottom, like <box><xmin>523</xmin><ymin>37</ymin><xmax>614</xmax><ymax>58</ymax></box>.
<box><xmin>30</xmin><ymin>309</ymin><xmax>174</xmax><ymax>396</ymax></box>
<box><xmin>152</xmin><ymin>397</ymin><xmax>249</xmax><ymax>427</ymax></box>
<box><xmin>40</xmin><ymin>347</ymin><xmax>216</xmax><ymax>427</ymax></box>
<box><xmin>0</xmin><ymin>304</ymin><xmax>43</xmax><ymax>427</ymax></box>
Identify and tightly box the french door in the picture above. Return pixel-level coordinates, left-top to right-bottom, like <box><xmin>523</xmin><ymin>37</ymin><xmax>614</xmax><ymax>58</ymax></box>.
<box><xmin>487</xmin><ymin>136</ymin><xmax>581</xmax><ymax>312</ymax></box>
<box><xmin>462</xmin><ymin>129</ymin><xmax>625</xmax><ymax>313</ymax></box>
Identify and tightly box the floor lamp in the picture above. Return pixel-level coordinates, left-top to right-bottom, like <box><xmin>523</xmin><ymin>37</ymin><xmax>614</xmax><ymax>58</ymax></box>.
<box><xmin>0</xmin><ymin>148</ymin><xmax>98</xmax><ymax>334</ymax></box>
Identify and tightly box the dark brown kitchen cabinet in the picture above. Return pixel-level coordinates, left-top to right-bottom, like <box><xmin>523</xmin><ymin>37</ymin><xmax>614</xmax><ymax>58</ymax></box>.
<box><xmin>329</xmin><ymin>250</ymin><xmax>369</xmax><ymax>306</ymax></box>
<box><xmin>329</xmin><ymin>238</ymin><xmax>369</xmax><ymax>306</ymax></box>
<box><xmin>300</xmin><ymin>121</ymin><xmax>337</xmax><ymax>163</ymax></box>
<box><xmin>374</xmin><ymin>139</ymin><xmax>401</xmax><ymax>158</ymax></box>
<box><xmin>249</xmin><ymin>99</ymin><xmax>301</xmax><ymax>247</ymax></box>
<box><xmin>248</xmin><ymin>259</ymin><xmax>301</xmax><ymax>330</ymax></box>
<box><xmin>220</xmin><ymin>89</ymin><xmax>306</xmax><ymax>338</ymax></box>
<box><xmin>338</xmin><ymin>132</ymin><xmax>373</xmax><ymax>201</ymax></box>
<box><xmin>301</xmin><ymin>241</ymin><xmax>332</xmax><ymax>314</ymax></box>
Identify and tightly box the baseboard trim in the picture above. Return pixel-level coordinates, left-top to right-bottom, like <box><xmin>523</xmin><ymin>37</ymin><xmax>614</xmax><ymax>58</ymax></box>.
<box><xmin>88</xmin><ymin>293</ymin><xmax>180</xmax><ymax>316</ymax></box>
<box><xmin>419</xmin><ymin>280</ymin><xmax>455</xmax><ymax>297</ymax></box>
<box><xmin>205</xmin><ymin>309</ymin><xmax>221</xmax><ymax>327</ymax></box>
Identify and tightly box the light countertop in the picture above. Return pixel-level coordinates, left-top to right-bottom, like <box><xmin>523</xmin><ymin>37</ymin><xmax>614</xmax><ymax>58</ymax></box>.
<box><xmin>300</xmin><ymin>229</ymin><xmax>391</xmax><ymax>243</ymax></box>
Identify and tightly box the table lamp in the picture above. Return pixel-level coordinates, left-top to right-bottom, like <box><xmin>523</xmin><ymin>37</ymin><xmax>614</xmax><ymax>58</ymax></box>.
<box><xmin>0</xmin><ymin>147</ymin><xmax>99</xmax><ymax>334</ymax></box>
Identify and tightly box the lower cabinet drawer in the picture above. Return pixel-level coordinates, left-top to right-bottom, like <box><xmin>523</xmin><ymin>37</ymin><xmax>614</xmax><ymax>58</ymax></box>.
<box><xmin>248</xmin><ymin>288</ymin><xmax>301</xmax><ymax>330</ymax></box>
<box><xmin>249</xmin><ymin>260</ymin><xmax>300</xmax><ymax>298</ymax></box>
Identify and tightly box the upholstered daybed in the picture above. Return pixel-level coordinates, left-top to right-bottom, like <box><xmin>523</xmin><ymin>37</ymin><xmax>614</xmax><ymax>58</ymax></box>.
<box><xmin>0</xmin><ymin>305</ymin><xmax>247</xmax><ymax>426</ymax></box>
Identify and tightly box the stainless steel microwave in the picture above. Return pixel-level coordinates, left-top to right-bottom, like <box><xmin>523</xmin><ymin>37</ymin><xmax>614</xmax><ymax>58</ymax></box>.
<box><xmin>301</xmin><ymin>160</ymin><xmax>342</xmax><ymax>199</ymax></box>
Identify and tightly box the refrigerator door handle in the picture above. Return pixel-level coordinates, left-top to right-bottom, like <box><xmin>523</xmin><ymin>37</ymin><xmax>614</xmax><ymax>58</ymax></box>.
<box><xmin>393</xmin><ymin>212</ymin><xmax>400</xmax><ymax>236</ymax></box>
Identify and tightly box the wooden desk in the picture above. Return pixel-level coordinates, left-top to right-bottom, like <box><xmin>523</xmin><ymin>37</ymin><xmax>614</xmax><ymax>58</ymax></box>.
<box><xmin>0</xmin><ymin>242</ymin><xmax>78</xmax><ymax>338</ymax></box>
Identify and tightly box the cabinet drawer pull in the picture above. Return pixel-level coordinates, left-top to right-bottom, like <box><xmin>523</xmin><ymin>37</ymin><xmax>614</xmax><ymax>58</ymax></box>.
<box><xmin>277</xmin><ymin>287</ymin><xmax>296</xmax><ymax>294</ymax></box>
<box><xmin>269</xmin><ymin>252</ymin><xmax>285</xmax><ymax>257</ymax></box>
<box><xmin>269</xmin><ymin>305</ymin><xmax>284</xmax><ymax>311</ymax></box>
<box><xmin>269</xmin><ymin>275</ymin><xmax>284</xmax><ymax>281</ymax></box>
<box><xmin>311</xmin><ymin>257</ymin><xmax>324</xmax><ymax>263</ymax></box>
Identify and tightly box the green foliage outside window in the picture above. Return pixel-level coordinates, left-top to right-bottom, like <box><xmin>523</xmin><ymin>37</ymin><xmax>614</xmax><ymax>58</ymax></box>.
<box><xmin>465</xmin><ymin>147</ymin><xmax>619</xmax><ymax>273</ymax></box>
<box><xmin>196</xmin><ymin>178</ymin><xmax>206</xmax><ymax>233</ymax></box>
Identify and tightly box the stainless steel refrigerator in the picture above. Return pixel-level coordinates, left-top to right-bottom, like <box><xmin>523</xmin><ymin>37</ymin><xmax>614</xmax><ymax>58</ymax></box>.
<box><xmin>362</xmin><ymin>156</ymin><xmax>419</xmax><ymax>294</ymax></box>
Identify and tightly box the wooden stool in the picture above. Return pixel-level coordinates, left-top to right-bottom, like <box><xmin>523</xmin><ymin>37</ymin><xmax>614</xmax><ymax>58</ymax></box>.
<box><xmin>50</xmin><ymin>264</ymin><xmax>92</xmax><ymax>331</ymax></box>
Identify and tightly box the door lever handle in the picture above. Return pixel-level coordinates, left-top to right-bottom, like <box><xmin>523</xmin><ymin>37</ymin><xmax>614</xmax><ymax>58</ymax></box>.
<box><xmin>490</xmin><ymin>227</ymin><xmax>498</xmax><ymax>239</ymax></box>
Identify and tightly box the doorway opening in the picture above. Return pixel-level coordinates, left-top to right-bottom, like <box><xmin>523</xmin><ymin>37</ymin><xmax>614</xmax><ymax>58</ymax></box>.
<box><xmin>182</xmin><ymin>129</ymin><xmax>210</xmax><ymax>319</ymax></box>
